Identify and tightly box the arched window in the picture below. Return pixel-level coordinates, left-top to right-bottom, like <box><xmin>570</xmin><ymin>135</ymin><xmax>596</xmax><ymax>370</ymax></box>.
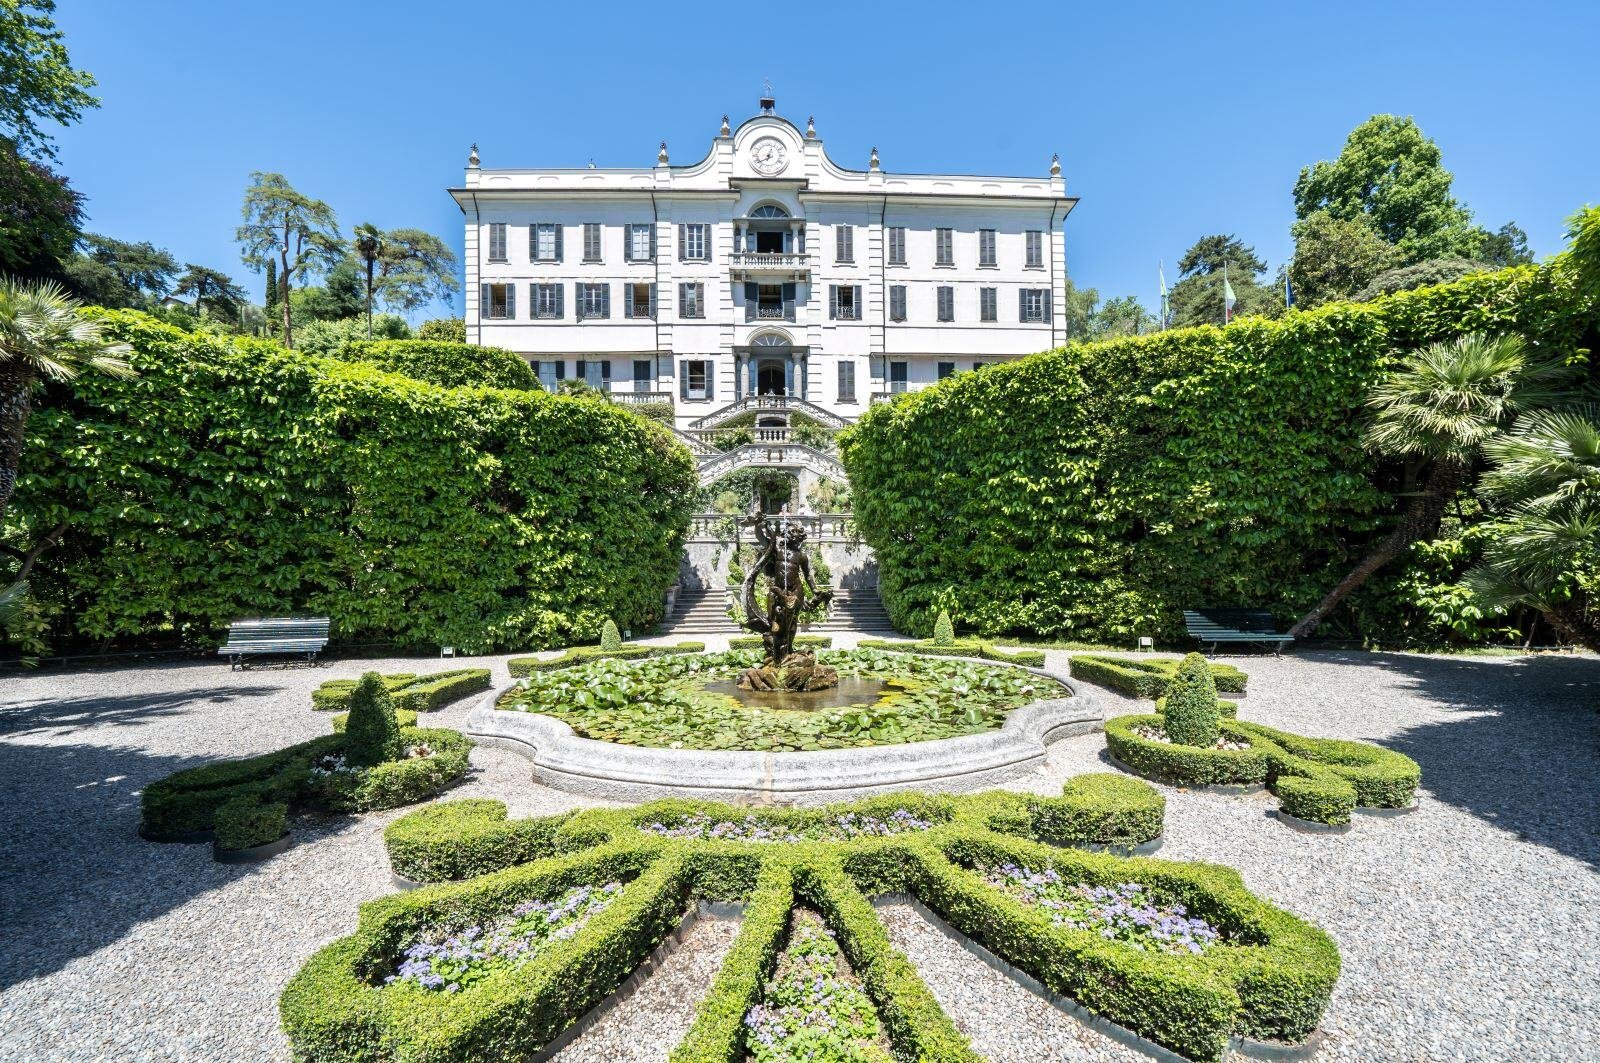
<box><xmin>751</xmin><ymin>332</ymin><xmax>790</xmax><ymax>347</ymax></box>
<box><xmin>750</xmin><ymin>203</ymin><xmax>790</xmax><ymax>219</ymax></box>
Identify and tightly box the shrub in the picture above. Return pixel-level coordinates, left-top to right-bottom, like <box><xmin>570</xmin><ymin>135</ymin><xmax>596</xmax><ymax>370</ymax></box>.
<box><xmin>600</xmin><ymin>619</ymin><xmax>622</xmax><ymax>652</ymax></box>
<box><xmin>1162</xmin><ymin>653</ymin><xmax>1221</xmax><ymax>747</ymax></box>
<box><xmin>507</xmin><ymin>641</ymin><xmax>704</xmax><ymax>676</ymax></box>
<box><xmin>139</xmin><ymin>735</ymin><xmax>337</xmax><ymax>838</ymax></box>
<box><xmin>856</xmin><ymin>638</ymin><xmax>1045</xmax><ymax>667</ymax></box>
<box><xmin>213</xmin><ymin>796</ymin><xmax>288</xmax><ymax>851</ymax></box>
<box><xmin>1029</xmin><ymin>773</ymin><xmax>1166</xmax><ymax>847</ymax></box>
<box><xmin>331</xmin><ymin>707</ymin><xmax>417</xmax><ymax>732</ymax></box>
<box><xmin>14</xmin><ymin>311</ymin><xmax>696</xmax><ymax>654</ymax></box>
<box><xmin>339</xmin><ymin>337</ymin><xmax>539</xmax><ymax>390</ymax></box>
<box><xmin>342</xmin><ymin>672</ymin><xmax>402</xmax><ymax>766</ymax></box>
<box><xmin>728</xmin><ymin>633</ymin><xmax>832</xmax><ymax>650</ymax></box>
<box><xmin>1068</xmin><ymin>655</ymin><xmax>1247</xmax><ymax>698</ymax></box>
<box><xmin>932</xmin><ymin>610</ymin><xmax>955</xmax><ymax>646</ymax></box>
<box><xmin>312</xmin><ymin>668</ymin><xmax>490</xmax><ymax>713</ymax></box>
<box><xmin>385</xmin><ymin>800</ymin><xmax>575</xmax><ymax>882</ymax></box>
<box><xmin>418</xmin><ymin>316</ymin><xmax>466</xmax><ymax>342</ymax></box>
<box><xmin>316</xmin><ymin>727</ymin><xmax>474</xmax><ymax>813</ymax></box>
<box><xmin>838</xmin><ymin>248</ymin><xmax>1598</xmax><ymax>644</ymax></box>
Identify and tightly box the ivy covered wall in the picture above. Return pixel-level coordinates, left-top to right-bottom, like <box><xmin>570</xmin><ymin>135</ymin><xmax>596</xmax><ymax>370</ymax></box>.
<box><xmin>9</xmin><ymin>312</ymin><xmax>696</xmax><ymax>653</ymax></box>
<box><xmin>840</xmin><ymin>255</ymin><xmax>1597</xmax><ymax>644</ymax></box>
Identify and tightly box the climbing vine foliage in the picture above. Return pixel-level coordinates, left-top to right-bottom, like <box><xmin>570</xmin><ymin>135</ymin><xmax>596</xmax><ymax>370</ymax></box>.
<box><xmin>841</xmin><ymin>249</ymin><xmax>1598</xmax><ymax>643</ymax></box>
<box><xmin>8</xmin><ymin>311</ymin><xmax>696</xmax><ymax>652</ymax></box>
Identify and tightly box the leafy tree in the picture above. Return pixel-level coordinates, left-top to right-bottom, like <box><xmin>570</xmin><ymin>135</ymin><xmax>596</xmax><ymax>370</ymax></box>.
<box><xmin>0</xmin><ymin>277</ymin><xmax>131</xmax><ymax>523</ymax></box>
<box><xmin>174</xmin><ymin>264</ymin><xmax>246</xmax><ymax>318</ymax></box>
<box><xmin>1291</xmin><ymin>333</ymin><xmax>1575</xmax><ymax>637</ymax></box>
<box><xmin>1168</xmin><ymin>234</ymin><xmax>1280</xmax><ymax>327</ymax></box>
<box><xmin>0</xmin><ymin>1</ymin><xmax>98</xmax><ymax>160</ymax></box>
<box><xmin>418</xmin><ymin>317</ymin><xmax>465</xmax><ymax>342</ymax></box>
<box><xmin>1356</xmin><ymin>258</ymin><xmax>1487</xmax><ymax>301</ymax></box>
<box><xmin>374</xmin><ymin>228</ymin><xmax>459</xmax><ymax>314</ymax></box>
<box><xmin>0</xmin><ymin>138</ymin><xmax>80</xmax><ymax>281</ymax></box>
<box><xmin>1088</xmin><ymin>295</ymin><xmax>1156</xmax><ymax>338</ymax></box>
<box><xmin>236</xmin><ymin>172</ymin><xmax>342</xmax><ymax>349</ymax></box>
<box><xmin>351</xmin><ymin>223</ymin><xmax>381</xmax><ymax>340</ymax></box>
<box><xmin>1059</xmin><ymin>278</ymin><xmax>1098</xmax><ymax>340</ymax></box>
<box><xmin>61</xmin><ymin>233</ymin><xmax>179</xmax><ymax>308</ymax></box>
<box><xmin>1465</xmin><ymin>407</ymin><xmax>1600</xmax><ymax>650</ymax></box>
<box><xmin>292</xmin><ymin>314</ymin><xmax>409</xmax><ymax>357</ymax></box>
<box><xmin>1293</xmin><ymin>115</ymin><xmax>1482</xmax><ymax>263</ymax></box>
<box><xmin>290</xmin><ymin>257</ymin><xmax>364</xmax><ymax>324</ymax></box>
<box><xmin>1288</xmin><ymin>211</ymin><xmax>1402</xmax><ymax>307</ymax></box>
<box><xmin>1161</xmin><ymin>653</ymin><xmax>1219</xmax><ymax>747</ymax></box>
<box><xmin>1478</xmin><ymin>222</ymin><xmax>1534</xmax><ymax>268</ymax></box>
<box><xmin>343</xmin><ymin>672</ymin><xmax>402</xmax><ymax>766</ymax></box>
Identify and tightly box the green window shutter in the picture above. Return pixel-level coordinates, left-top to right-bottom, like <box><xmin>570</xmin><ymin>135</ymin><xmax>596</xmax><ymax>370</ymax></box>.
<box><xmin>479</xmin><ymin>283</ymin><xmax>489</xmax><ymax>316</ymax></box>
<box><xmin>528</xmin><ymin>224</ymin><xmax>537</xmax><ymax>260</ymax></box>
<box><xmin>554</xmin><ymin>225</ymin><xmax>563</xmax><ymax>262</ymax></box>
<box><xmin>706</xmin><ymin>362</ymin><xmax>715</xmax><ymax>401</ymax></box>
<box><xmin>1043</xmin><ymin>290</ymin><xmax>1052</xmax><ymax>322</ymax></box>
<box><xmin>744</xmin><ymin>281</ymin><xmax>757</xmax><ymax>322</ymax></box>
<box><xmin>781</xmin><ymin>282</ymin><xmax>795</xmax><ymax>320</ymax></box>
<box><xmin>600</xmin><ymin>284</ymin><xmax>610</xmax><ymax>319</ymax></box>
<box><xmin>703</xmin><ymin>223</ymin><xmax>712</xmax><ymax>264</ymax></box>
<box><xmin>1020</xmin><ymin>289</ymin><xmax>1028</xmax><ymax>323</ymax></box>
<box><xmin>649</xmin><ymin>225</ymin><xmax>657</xmax><ymax>260</ymax></box>
<box><xmin>648</xmin><ymin>284</ymin><xmax>658</xmax><ymax>318</ymax></box>
<box><xmin>853</xmin><ymin>285</ymin><xmax>862</xmax><ymax>319</ymax></box>
<box><xmin>505</xmin><ymin>284</ymin><xmax>515</xmax><ymax>318</ymax></box>
<box><xmin>678</xmin><ymin>223</ymin><xmax>686</xmax><ymax>261</ymax></box>
<box><xmin>828</xmin><ymin>285</ymin><xmax>838</xmax><ymax>319</ymax></box>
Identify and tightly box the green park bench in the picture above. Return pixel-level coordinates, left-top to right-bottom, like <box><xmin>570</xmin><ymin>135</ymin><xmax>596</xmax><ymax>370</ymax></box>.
<box><xmin>218</xmin><ymin>616</ymin><xmax>330</xmax><ymax>669</ymax></box>
<box><xmin>1183</xmin><ymin>609</ymin><xmax>1294</xmax><ymax>656</ymax></box>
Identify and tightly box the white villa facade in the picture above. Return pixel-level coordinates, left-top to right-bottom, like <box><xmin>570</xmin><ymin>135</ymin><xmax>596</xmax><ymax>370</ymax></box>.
<box><xmin>451</xmin><ymin>98</ymin><xmax>1076</xmax><ymax>431</ymax></box>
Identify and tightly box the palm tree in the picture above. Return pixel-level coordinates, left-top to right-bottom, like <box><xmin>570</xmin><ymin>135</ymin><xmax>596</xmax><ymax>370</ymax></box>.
<box><xmin>1290</xmin><ymin>332</ymin><xmax>1573</xmax><ymax>637</ymax></box>
<box><xmin>351</xmin><ymin>224</ymin><xmax>383</xmax><ymax>341</ymax></box>
<box><xmin>1463</xmin><ymin>406</ymin><xmax>1600</xmax><ymax>650</ymax></box>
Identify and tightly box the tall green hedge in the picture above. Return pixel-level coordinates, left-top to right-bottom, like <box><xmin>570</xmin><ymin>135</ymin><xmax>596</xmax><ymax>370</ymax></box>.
<box><xmin>10</xmin><ymin>312</ymin><xmax>696</xmax><ymax>652</ymax></box>
<box><xmin>337</xmin><ymin>337</ymin><xmax>539</xmax><ymax>390</ymax></box>
<box><xmin>840</xmin><ymin>251</ymin><xmax>1598</xmax><ymax>643</ymax></box>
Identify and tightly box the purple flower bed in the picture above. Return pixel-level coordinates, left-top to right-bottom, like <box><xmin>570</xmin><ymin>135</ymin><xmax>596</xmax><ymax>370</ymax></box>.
<box><xmin>983</xmin><ymin>863</ymin><xmax>1224</xmax><ymax>956</ymax></box>
<box><xmin>384</xmin><ymin>882</ymin><xmax>623</xmax><ymax>992</ymax></box>
<box><xmin>640</xmin><ymin>809</ymin><xmax>932</xmax><ymax>844</ymax></box>
<box><xmin>744</xmin><ymin>910</ymin><xmax>890</xmax><ymax>1062</ymax></box>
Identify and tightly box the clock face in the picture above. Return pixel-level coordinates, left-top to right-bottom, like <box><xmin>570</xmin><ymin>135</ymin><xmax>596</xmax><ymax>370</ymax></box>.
<box><xmin>750</xmin><ymin>136</ymin><xmax>788</xmax><ymax>176</ymax></box>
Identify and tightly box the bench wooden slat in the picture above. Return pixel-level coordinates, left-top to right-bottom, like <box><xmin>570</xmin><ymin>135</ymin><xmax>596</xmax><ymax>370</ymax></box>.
<box><xmin>1182</xmin><ymin>609</ymin><xmax>1293</xmax><ymax>656</ymax></box>
<box><xmin>218</xmin><ymin>616</ymin><xmax>330</xmax><ymax>668</ymax></box>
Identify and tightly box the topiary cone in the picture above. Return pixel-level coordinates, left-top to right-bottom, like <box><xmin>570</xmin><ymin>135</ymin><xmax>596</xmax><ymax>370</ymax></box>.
<box><xmin>932</xmin><ymin>610</ymin><xmax>955</xmax><ymax>647</ymax></box>
<box><xmin>1161</xmin><ymin>653</ymin><xmax>1221</xmax><ymax>748</ymax></box>
<box><xmin>600</xmin><ymin>619</ymin><xmax>622</xmax><ymax>652</ymax></box>
<box><xmin>344</xmin><ymin>672</ymin><xmax>403</xmax><ymax>766</ymax></box>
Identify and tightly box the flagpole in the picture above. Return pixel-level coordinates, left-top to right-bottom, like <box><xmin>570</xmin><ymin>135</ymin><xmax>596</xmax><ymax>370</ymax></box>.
<box><xmin>1223</xmin><ymin>263</ymin><xmax>1230</xmax><ymax>325</ymax></box>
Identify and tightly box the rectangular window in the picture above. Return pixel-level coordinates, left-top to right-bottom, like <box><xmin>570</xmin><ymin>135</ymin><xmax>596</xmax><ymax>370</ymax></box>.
<box><xmin>830</xmin><ymin>285</ymin><xmax>860</xmax><ymax>321</ymax></box>
<box><xmin>532</xmin><ymin>282</ymin><xmax>563</xmax><ymax>319</ymax></box>
<box><xmin>978</xmin><ymin>229</ymin><xmax>996</xmax><ymax>267</ymax></box>
<box><xmin>837</xmin><ymin>360</ymin><xmax>856</xmax><ymax>402</ymax></box>
<box><xmin>937</xmin><ymin>285</ymin><xmax>955</xmax><ymax>322</ymax></box>
<box><xmin>1025</xmin><ymin>229</ymin><xmax>1044</xmax><ymax>268</ymax></box>
<box><xmin>1020</xmin><ymin>287</ymin><xmax>1050</xmax><ymax>323</ymax></box>
<box><xmin>973</xmin><ymin>360</ymin><xmax>991</xmax><ymax>371</ymax></box>
<box><xmin>887</xmin><ymin>226</ymin><xmax>906</xmax><ymax>265</ymax></box>
<box><xmin>577</xmin><ymin>282</ymin><xmax>609</xmax><ymax>320</ymax></box>
<box><xmin>482</xmin><ymin>281</ymin><xmax>512</xmax><ymax>318</ymax></box>
<box><xmin>626</xmin><ymin>282</ymin><xmax>654</xmax><ymax>318</ymax></box>
<box><xmin>888</xmin><ymin>285</ymin><xmax>906</xmax><ymax>322</ymax></box>
<box><xmin>889</xmin><ymin>360</ymin><xmax>908</xmax><ymax>393</ymax></box>
<box><xmin>938</xmin><ymin>361</ymin><xmax>956</xmax><ymax>379</ymax></box>
<box><xmin>633</xmin><ymin>359</ymin><xmax>653</xmax><ymax>392</ymax></box>
<box><xmin>627</xmin><ymin>223</ymin><xmax>654</xmax><ymax>262</ymax></box>
<box><xmin>682</xmin><ymin>222</ymin><xmax>708</xmax><ymax>261</ymax></box>
<box><xmin>679</xmin><ymin>282</ymin><xmax>704</xmax><ymax>319</ymax></box>
<box><xmin>583</xmin><ymin>222</ymin><xmax>603</xmax><ymax>262</ymax></box>
<box><xmin>935</xmin><ymin>228</ymin><xmax>954</xmax><ymax>266</ymax></box>
<box><xmin>487</xmin><ymin>223</ymin><xmax>507</xmax><ymax>262</ymax></box>
<box><xmin>578</xmin><ymin>359</ymin><xmax>611</xmax><ymax>390</ymax></box>
<box><xmin>757</xmin><ymin>283</ymin><xmax>786</xmax><ymax>319</ymax></box>
<box><xmin>835</xmin><ymin>224</ymin><xmax>854</xmax><ymax>263</ymax></box>
<box><xmin>535</xmin><ymin>359</ymin><xmax>565</xmax><ymax>391</ymax></box>
<box><xmin>530</xmin><ymin>223</ymin><xmax>560</xmax><ymax>262</ymax></box>
<box><xmin>686</xmin><ymin>360</ymin><xmax>710</xmax><ymax>400</ymax></box>
<box><xmin>980</xmin><ymin>286</ymin><xmax>997</xmax><ymax>322</ymax></box>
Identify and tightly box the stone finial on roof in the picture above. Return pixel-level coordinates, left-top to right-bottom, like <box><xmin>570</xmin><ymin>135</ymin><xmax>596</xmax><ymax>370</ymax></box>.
<box><xmin>1050</xmin><ymin>152</ymin><xmax>1061</xmax><ymax>177</ymax></box>
<box><xmin>468</xmin><ymin>143</ymin><xmax>479</xmax><ymax>168</ymax></box>
<box><xmin>869</xmin><ymin>146</ymin><xmax>880</xmax><ymax>171</ymax></box>
<box><xmin>720</xmin><ymin>114</ymin><xmax>731</xmax><ymax>136</ymax></box>
<box><xmin>658</xmin><ymin>141</ymin><xmax>669</xmax><ymax>164</ymax></box>
<box><xmin>806</xmin><ymin>115</ymin><xmax>816</xmax><ymax>139</ymax></box>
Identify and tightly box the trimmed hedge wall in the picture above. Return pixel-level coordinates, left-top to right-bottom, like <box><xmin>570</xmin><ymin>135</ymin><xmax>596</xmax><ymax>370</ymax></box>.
<box><xmin>839</xmin><ymin>253</ymin><xmax>1599</xmax><ymax>644</ymax></box>
<box><xmin>507</xmin><ymin>641</ymin><xmax>704</xmax><ymax>676</ymax></box>
<box><xmin>385</xmin><ymin>800</ymin><xmax>575</xmax><ymax>882</ymax></box>
<box><xmin>728</xmin><ymin>633</ymin><xmax>833</xmax><ymax>650</ymax></box>
<box><xmin>312</xmin><ymin>669</ymin><xmax>491</xmax><ymax>713</ymax></box>
<box><xmin>338</xmin><ymin>338</ymin><xmax>539</xmax><ymax>390</ymax></box>
<box><xmin>1069</xmin><ymin>654</ymin><xmax>1248</xmax><ymax>698</ymax></box>
<box><xmin>290</xmin><ymin>779</ymin><xmax>1341</xmax><ymax>1062</ymax></box>
<box><xmin>857</xmin><ymin>638</ymin><xmax>1046</xmax><ymax>667</ymax></box>
<box><xmin>1105</xmin><ymin>714</ymin><xmax>1420</xmax><ymax>825</ymax></box>
<box><xmin>12</xmin><ymin>311</ymin><xmax>696</xmax><ymax>653</ymax></box>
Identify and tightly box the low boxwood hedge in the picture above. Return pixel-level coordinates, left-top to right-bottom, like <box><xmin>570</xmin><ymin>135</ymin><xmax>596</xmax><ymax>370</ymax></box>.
<box><xmin>1068</xmin><ymin>655</ymin><xmax>1247</xmax><ymax>698</ymax></box>
<box><xmin>312</xmin><ymin>669</ymin><xmax>492</xmax><ymax>713</ymax></box>
<box><xmin>507</xmin><ymin>641</ymin><xmax>705</xmax><ymax>676</ymax></box>
<box><xmin>1105</xmin><ymin>714</ymin><xmax>1420</xmax><ymax>826</ymax></box>
<box><xmin>331</xmin><ymin>708</ymin><xmax>419</xmax><ymax>732</ymax></box>
<box><xmin>214</xmin><ymin>795</ymin><xmax>288</xmax><ymax>850</ymax></box>
<box><xmin>302</xmin><ymin>780</ymin><xmax>1338</xmax><ymax>1062</ymax></box>
<box><xmin>312</xmin><ymin>727</ymin><xmax>474</xmax><ymax>813</ymax></box>
<box><xmin>727</xmin><ymin>633</ymin><xmax>833</xmax><ymax>650</ymax></box>
<box><xmin>856</xmin><ymin>638</ymin><xmax>1045</xmax><ymax>667</ymax></box>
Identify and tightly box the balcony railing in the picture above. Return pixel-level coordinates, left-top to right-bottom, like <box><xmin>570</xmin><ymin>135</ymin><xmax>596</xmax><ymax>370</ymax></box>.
<box><xmin>686</xmin><ymin>511</ymin><xmax>858</xmax><ymax>543</ymax></box>
<box><xmin>608</xmin><ymin>390</ymin><xmax>673</xmax><ymax>405</ymax></box>
<box><xmin>730</xmin><ymin>251</ymin><xmax>811</xmax><ymax>280</ymax></box>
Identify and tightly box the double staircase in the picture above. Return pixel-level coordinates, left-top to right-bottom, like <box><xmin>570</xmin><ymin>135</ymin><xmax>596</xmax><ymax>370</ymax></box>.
<box><xmin>659</xmin><ymin>587</ymin><xmax>894</xmax><ymax>638</ymax></box>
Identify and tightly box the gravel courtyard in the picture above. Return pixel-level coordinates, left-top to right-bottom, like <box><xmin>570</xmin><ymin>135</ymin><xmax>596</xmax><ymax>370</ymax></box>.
<box><xmin>1</xmin><ymin>641</ymin><xmax>1597</xmax><ymax>1062</ymax></box>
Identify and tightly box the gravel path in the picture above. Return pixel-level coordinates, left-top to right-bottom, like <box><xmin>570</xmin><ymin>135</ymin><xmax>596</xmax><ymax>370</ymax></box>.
<box><xmin>1</xmin><ymin>642</ymin><xmax>1597</xmax><ymax>1061</ymax></box>
<box><xmin>553</xmin><ymin>912</ymin><xmax>742</xmax><ymax>1062</ymax></box>
<box><xmin>878</xmin><ymin>901</ymin><xmax>1146</xmax><ymax>1062</ymax></box>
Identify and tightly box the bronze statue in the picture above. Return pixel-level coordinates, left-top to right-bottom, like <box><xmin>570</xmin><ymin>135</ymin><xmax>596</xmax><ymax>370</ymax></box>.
<box><xmin>737</xmin><ymin>508</ymin><xmax>836</xmax><ymax>692</ymax></box>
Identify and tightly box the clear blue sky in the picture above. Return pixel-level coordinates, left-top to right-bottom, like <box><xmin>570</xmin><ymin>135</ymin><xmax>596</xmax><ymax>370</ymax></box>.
<box><xmin>52</xmin><ymin>0</ymin><xmax>1600</xmax><ymax>319</ymax></box>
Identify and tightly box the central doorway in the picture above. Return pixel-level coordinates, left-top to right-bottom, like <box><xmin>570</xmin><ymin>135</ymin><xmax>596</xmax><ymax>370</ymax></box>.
<box><xmin>757</xmin><ymin>359</ymin><xmax>786</xmax><ymax>395</ymax></box>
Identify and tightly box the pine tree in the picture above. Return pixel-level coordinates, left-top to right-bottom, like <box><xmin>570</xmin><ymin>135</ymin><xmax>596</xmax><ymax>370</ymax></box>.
<box><xmin>1161</xmin><ymin>654</ymin><xmax>1220</xmax><ymax>748</ymax></box>
<box><xmin>343</xmin><ymin>672</ymin><xmax>402</xmax><ymax>766</ymax></box>
<box><xmin>263</xmin><ymin>258</ymin><xmax>278</xmax><ymax>331</ymax></box>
